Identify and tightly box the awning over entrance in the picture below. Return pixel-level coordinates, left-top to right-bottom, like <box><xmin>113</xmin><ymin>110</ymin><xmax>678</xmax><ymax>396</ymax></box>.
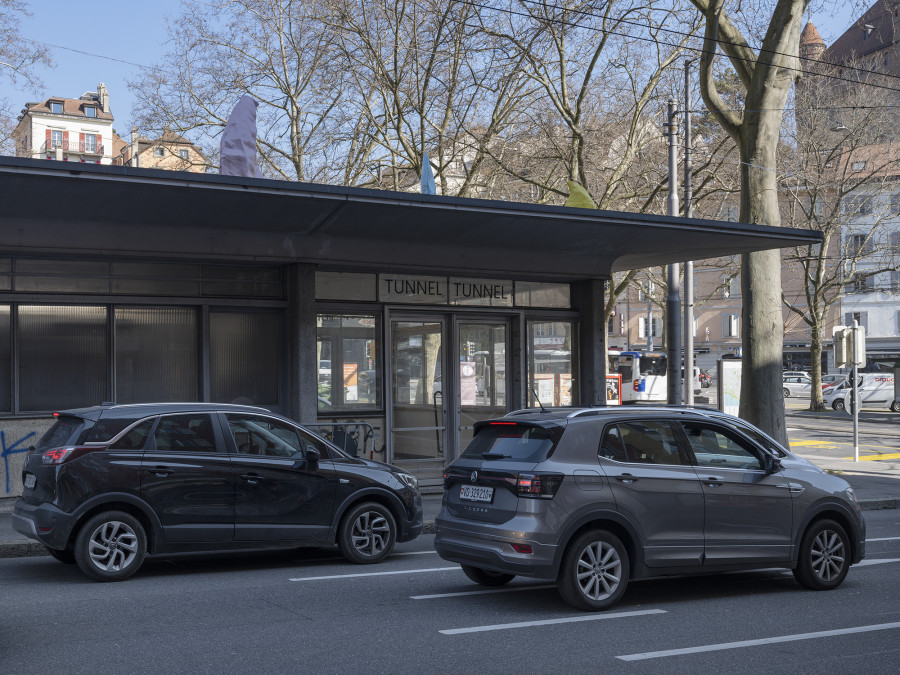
<box><xmin>0</xmin><ymin>158</ymin><xmax>821</xmax><ymax>278</ymax></box>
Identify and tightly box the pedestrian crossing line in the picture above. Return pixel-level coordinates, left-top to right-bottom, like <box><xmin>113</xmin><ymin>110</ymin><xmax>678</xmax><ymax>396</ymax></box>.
<box><xmin>840</xmin><ymin>452</ymin><xmax>900</xmax><ymax>461</ymax></box>
<box><xmin>440</xmin><ymin>608</ymin><xmax>667</xmax><ymax>635</ymax></box>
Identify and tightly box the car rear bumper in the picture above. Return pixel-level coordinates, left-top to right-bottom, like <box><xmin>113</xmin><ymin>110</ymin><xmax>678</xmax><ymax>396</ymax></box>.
<box><xmin>12</xmin><ymin>500</ymin><xmax>73</xmax><ymax>550</ymax></box>
<box><xmin>434</xmin><ymin>515</ymin><xmax>558</xmax><ymax>578</ymax></box>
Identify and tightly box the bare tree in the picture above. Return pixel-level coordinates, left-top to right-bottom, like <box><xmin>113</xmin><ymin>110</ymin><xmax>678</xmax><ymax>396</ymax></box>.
<box><xmin>131</xmin><ymin>0</ymin><xmax>353</xmax><ymax>181</ymax></box>
<box><xmin>687</xmin><ymin>0</ymin><xmax>813</xmax><ymax>444</ymax></box>
<box><xmin>781</xmin><ymin>61</ymin><xmax>900</xmax><ymax>408</ymax></box>
<box><xmin>0</xmin><ymin>0</ymin><xmax>52</xmax><ymax>154</ymax></box>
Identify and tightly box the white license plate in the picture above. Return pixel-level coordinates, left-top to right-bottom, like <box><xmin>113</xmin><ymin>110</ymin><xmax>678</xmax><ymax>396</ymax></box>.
<box><xmin>459</xmin><ymin>485</ymin><xmax>494</xmax><ymax>503</ymax></box>
<box><xmin>24</xmin><ymin>473</ymin><xmax>36</xmax><ymax>489</ymax></box>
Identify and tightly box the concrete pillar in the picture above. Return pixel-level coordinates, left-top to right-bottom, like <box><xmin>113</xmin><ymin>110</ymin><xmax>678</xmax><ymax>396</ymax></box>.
<box><xmin>577</xmin><ymin>279</ymin><xmax>607</xmax><ymax>406</ymax></box>
<box><xmin>288</xmin><ymin>263</ymin><xmax>317</xmax><ymax>424</ymax></box>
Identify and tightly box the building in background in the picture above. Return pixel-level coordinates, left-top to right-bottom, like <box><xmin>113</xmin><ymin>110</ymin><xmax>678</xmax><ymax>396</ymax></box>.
<box><xmin>12</xmin><ymin>83</ymin><xmax>114</xmax><ymax>164</ymax></box>
<box><xmin>114</xmin><ymin>127</ymin><xmax>210</xmax><ymax>172</ymax></box>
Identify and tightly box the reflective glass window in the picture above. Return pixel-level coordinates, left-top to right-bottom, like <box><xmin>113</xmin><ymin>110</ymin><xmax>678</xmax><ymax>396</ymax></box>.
<box><xmin>527</xmin><ymin>320</ymin><xmax>577</xmax><ymax>406</ymax></box>
<box><xmin>0</xmin><ymin>305</ymin><xmax>9</xmax><ymax>411</ymax></box>
<box><xmin>515</xmin><ymin>282</ymin><xmax>570</xmax><ymax>308</ymax></box>
<box><xmin>115</xmin><ymin>307</ymin><xmax>198</xmax><ymax>403</ymax></box>
<box><xmin>210</xmin><ymin>310</ymin><xmax>282</xmax><ymax>408</ymax></box>
<box><xmin>18</xmin><ymin>305</ymin><xmax>107</xmax><ymax>411</ymax></box>
<box><xmin>317</xmin><ymin>314</ymin><xmax>379</xmax><ymax>411</ymax></box>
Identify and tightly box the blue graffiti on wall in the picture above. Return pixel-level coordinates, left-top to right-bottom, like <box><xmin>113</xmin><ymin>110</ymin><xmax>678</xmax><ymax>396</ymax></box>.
<box><xmin>2</xmin><ymin>430</ymin><xmax>36</xmax><ymax>494</ymax></box>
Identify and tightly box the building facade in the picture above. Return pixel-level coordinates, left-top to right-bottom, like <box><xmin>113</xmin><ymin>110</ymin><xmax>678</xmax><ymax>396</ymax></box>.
<box><xmin>0</xmin><ymin>158</ymin><xmax>817</xmax><ymax>499</ymax></box>
<box><xmin>12</xmin><ymin>83</ymin><xmax>114</xmax><ymax>165</ymax></box>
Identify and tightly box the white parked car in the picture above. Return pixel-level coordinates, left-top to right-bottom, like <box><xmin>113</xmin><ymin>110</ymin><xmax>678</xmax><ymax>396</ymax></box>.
<box><xmin>783</xmin><ymin>370</ymin><xmax>809</xmax><ymax>379</ymax></box>
<box><xmin>823</xmin><ymin>374</ymin><xmax>899</xmax><ymax>412</ymax></box>
<box><xmin>782</xmin><ymin>375</ymin><xmax>812</xmax><ymax>398</ymax></box>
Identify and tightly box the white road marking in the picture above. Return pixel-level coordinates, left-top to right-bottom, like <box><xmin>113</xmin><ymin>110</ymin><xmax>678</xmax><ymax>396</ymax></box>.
<box><xmin>411</xmin><ymin>584</ymin><xmax>556</xmax><ymax>600</ymax></box>
<box><xmin>866</xmin><ymin>536</ymin><xmax>900</xmax><ymax>542</ymax></box>
<box><xmin>853</xmin><ymin>558</ymin><xmax>900</xmax><ymax>567</ymax></box>
<box><xmin>290</xmin><ymin>566</ymin><xmax>459</xmax><ymax>582</ymax></box>
<box><xmin>440</xmin><ymin>609</ymin><xmax>667</xmax><ymax>635</ymax></box>
<box><xmin>616</xmin><ymin>622</ymin><xmax>900</xmax><ymax>661</ymax></box>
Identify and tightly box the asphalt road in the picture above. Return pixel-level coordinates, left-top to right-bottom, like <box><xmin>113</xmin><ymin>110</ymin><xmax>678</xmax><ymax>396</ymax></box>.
<box><xmin>1</xmin><ymin>510</ymin><xmax>899</xmax><ymax>674</ymax></box>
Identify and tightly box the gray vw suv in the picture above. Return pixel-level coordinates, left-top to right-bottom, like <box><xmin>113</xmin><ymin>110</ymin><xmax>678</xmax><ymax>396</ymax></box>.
<box><xmin>434</xmin><ymin>407</ymin><xmax>865</xmax><ymax>611</ymax></box>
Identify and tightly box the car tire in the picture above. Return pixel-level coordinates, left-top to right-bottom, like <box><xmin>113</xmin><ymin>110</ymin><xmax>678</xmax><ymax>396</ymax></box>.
<box><xmin>832</xmin><ymin>399</ymin><xmax>845</xmax><ymax>411</ymax></box>
<box><xmin>891</xmin><ymin>401</ymin><xmax>900</xmax><ymax>413</ymax></box>
<box><xmin>460</xmin><ymin>564</ymin><xmax>515</xmax><ymax>587</ymax></box>
<box><xmin>46</xmin><ymin>547</ymin><xmax>76</xmax><ymax>564</ymax></box>
<box><xmin>73</xmin><ymin>511</ymin><xmax>146</xmax><ymax>582</ymax></box>
<box><xmin>338</xmin><ymin>502</ymin><xmax>397</xmax><ymax>564</ymax></box>
<box><xmin>792</xmin><ymin>519</ymin><xmax>851</xmax><ymax>591</ymax></box>
<box><xmin>557</xmin><ymin>529</ymin><xmax>629</xmax><ymax>611</ymax></box>
<box><xmin>783</xmin><ymin>388</ymin><xmax>790</xmax><ymax>398</ymax></box>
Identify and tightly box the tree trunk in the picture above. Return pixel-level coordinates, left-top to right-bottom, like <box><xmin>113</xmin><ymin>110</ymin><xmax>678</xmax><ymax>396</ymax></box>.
<box><xmin>738</xmin><ymin>123</ymin><xmax>787</xmax><ymax>445</ymax></box>
<box><xmin>809</xmin><ymin>328</ymin><xmax>825</xmax><ymax>411</ymax></box>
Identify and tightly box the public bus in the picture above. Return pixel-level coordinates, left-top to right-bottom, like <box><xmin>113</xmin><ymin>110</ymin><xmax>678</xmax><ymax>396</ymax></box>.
<box><xmin>608</xmin><ymin>350</ymin><xmax>668</xmax><ymax>403</ymax></box>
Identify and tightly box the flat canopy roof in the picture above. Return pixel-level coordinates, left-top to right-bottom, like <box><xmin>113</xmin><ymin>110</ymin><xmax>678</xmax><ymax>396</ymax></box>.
<box><xmin>0</xmin><ymin>158</ymin><xmax>821</xmax><ymax>279</ymax></box>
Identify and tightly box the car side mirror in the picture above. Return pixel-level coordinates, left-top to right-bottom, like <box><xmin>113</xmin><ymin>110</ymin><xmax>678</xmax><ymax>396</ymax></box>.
<box><xmin>763</xmin><ymin>453</ymin><xmax>781</xmax><ymax>474</ymax></box>
<box><xmin>305</xmin><ymin>446</ymin><xmax>321</xmax><ymax>464</ymax></box>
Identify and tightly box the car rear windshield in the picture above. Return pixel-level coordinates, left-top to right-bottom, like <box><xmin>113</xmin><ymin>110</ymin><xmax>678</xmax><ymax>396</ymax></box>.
<box><xmin>34</xmin><ymin>415</ymin><xmax>95</xmax><ymax>451</ymax></box>
<box><xmin>461</xmin><ymin>423</ymin><xmax>558</xmax><ymax>462</ymax></box>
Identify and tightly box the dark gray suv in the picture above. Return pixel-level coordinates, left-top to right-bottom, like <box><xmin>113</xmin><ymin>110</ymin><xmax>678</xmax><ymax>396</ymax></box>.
<box><xmin>434</xmin><ymin>407</ymin><xmax>865</xmax><ymax>611</ymax></box>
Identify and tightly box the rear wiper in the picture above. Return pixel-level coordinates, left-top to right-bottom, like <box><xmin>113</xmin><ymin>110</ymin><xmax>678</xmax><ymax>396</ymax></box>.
<box><xmin>481</xmin><ymin>452</ymin><xmax>512</xmax><ymax>460</ymax></box>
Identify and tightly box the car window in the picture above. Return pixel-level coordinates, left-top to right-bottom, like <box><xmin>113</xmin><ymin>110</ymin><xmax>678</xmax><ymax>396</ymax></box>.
<box><xmin>34</xmin><ymin>415</ymin><xmax>94</xmax><ymax>451</ymax></box>
<box><xmin>599</xmin><ymin>424</ymin><xmax>627</xmax><ymax>461</ymax></box>
<box><xmin>616</xmin><ymin>420</ymin><xmax>684</xmax><ymax>465</ymax></box>
<box><xmin>153</xmin><ymin>414</ymin><xmax>218</xmax><ymax>453</ymax></box>
<box><xmin>225</xmin><ymin>414</ymin><xmax>304</xmax><ymax>458</ymax></box>
<box><xmin>681</xmin><ymin>422</ymin><xmax>763</xmax><ymax>470</ymax></box>
<box><xmin>86</xmin><ymin>417</ymin><xmax>142</xmax><ymax>442</ymax></box>
<box><xmin>461</xmin><ymin>423</ymin><xmax>558</xmax><ymax>463</ymax></box>
<box><xmin>108</xmin><ymin>418</ymin><xmax>155</xmax><ymax>451</ymax></box>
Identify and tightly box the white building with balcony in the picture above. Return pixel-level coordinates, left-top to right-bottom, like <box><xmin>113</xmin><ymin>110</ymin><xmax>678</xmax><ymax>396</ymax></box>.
<box><xmin>12</xmin><ymin>83</ymin><xmax>114</xmax><ymax>165</ymax></box>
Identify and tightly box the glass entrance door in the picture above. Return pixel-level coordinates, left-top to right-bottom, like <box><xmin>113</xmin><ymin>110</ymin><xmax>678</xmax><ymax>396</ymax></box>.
<box><xmin>457</xmin><ymin>322</ymin><xmax>508</xmax><ymax>450</ymax></box>
<box><xmin>391</xmin><ymin>319</ymin><xmax>446</xmax><ymax>462</ymax></box>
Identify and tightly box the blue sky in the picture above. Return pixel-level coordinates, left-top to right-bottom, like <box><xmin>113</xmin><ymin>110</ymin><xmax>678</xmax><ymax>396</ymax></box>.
<box><xmin>7</xmin><ymin>1</ymin><xmax>859</xmax><ymax>136</ymax></box>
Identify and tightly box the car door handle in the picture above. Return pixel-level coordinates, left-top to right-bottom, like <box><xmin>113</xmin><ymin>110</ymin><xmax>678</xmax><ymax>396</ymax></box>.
<box><xmin>616</xmin><ymin>473</ymin><xmax>637</xmax><ymax>484</ymax></box>
<box><xmin>150</xmin><ymin>467</ymin><xmax>170</xmax><ymax>478</ymax></box>
<box><xmin>241</xmin><ymin>473</ymin><xmax>262</xmax><ymax>484</ymax></box>
<box><xmin>704</xmin><ymin>477</ymin><xmax>723</xmax><ymax>487</ymax></box>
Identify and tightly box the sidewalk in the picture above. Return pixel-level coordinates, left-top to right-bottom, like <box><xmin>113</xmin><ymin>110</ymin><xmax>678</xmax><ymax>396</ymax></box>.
<box><xmin>2</xmin><ymin>451</ymin><xmax>896</xmax><ymax>559</ymax></box>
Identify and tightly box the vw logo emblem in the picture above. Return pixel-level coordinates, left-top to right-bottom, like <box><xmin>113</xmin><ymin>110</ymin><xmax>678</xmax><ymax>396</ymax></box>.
<box><xmin>471</xmin><ymin>470</ymin><xmax>478</xmax><ymax>483</ymax></box>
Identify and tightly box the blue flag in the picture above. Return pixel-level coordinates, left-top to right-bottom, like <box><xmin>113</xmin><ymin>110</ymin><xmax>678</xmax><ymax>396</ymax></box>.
<box><xmin>420</xmin><ymin>151</ymin><xmax>436</xmax><ymax>195</ymax></box>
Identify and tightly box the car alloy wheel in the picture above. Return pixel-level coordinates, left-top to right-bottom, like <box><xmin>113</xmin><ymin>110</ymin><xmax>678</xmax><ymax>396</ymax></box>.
<box><xmin>891</xmin><ymin>401</ymin><xmax>900</xmax><ymax>412</ymax></box>
<box><xmin>793</xmin><ymin>519</ymin><xmax>851</xmax><ymax>591</ymax></box>
<box><xmin>74</xmin><ymin>510</ymin><xmax>146</xmax><ymax>582</ymax></box>
<box><xmin>558</xmin><ymin>529</ymin><xmax>629</xmax><ymax>611</ymax></box>
<box><xmin>338</xmin><ymin>502</ymin><xmax>397</xmax><ymax>564</ymax></box>
<box><xmin>461</xmin><ymin>564</ymin><xmax>515</xmax><ymax>587</ymax></box>
<box><xmin>783</xmin><ymin>388</ymin><xmax>790</xmax><ymax>398</ymax></box>
<box><xmin>832</xmin><ymin>399</ymin><xmax>845</xmax><ymax>411</ymax></box>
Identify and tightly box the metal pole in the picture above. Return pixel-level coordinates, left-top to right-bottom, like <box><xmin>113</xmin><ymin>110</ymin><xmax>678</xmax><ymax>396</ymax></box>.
<box><xmin>683</xmin><ymin>61</ymin><xmax>695</xmax><ymax>406</ymax></box>
<box><xmin>666</xmin><ymin>100</ymin><xmax>682</xmax><ymax>405</ymax></box>
<box><xmin>852</xmin><ymin>320</ymin><xmax>859</xmax><ymax>462</ymax></box>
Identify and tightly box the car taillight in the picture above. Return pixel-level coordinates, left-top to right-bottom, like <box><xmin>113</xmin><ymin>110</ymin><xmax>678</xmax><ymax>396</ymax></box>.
<box><xmin>516</xmin><ymin>473</ymin><xmax>564</xmax><ymax>499</ymax></box>
<box><xmin>41</xmin><ymin>446</ymin><xmax>100</xmax><ymax>465</ymax></box>
<box><xmin>633</xmin><ymin>379</ymin><xmax>640</xmax><ymax>391</ymax></box>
